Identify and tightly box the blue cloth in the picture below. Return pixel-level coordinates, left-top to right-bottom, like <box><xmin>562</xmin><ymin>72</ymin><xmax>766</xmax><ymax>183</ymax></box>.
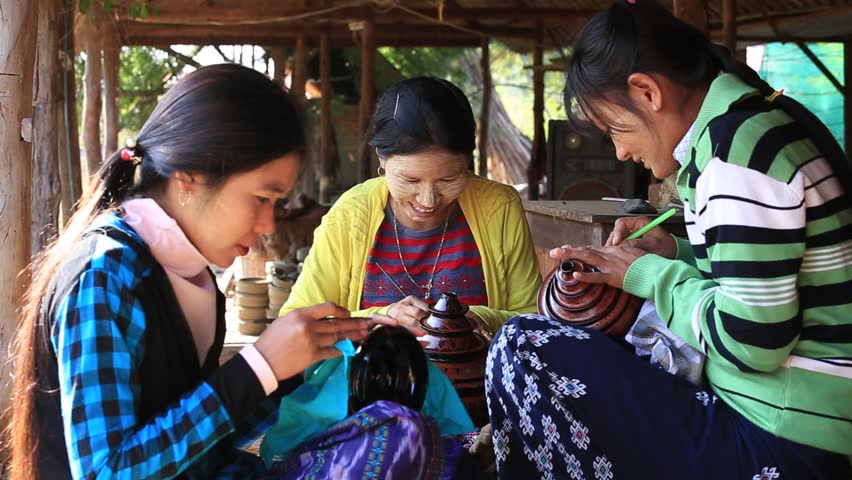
<box><xmin>260</xmin><ymin>339</ymin><xmax>474</xmax><ymax>467</ymax></box>
<box><xmin>487</xmin><ymin>314</ymin><xmax>852</xmax><ymax>479</ymax></box>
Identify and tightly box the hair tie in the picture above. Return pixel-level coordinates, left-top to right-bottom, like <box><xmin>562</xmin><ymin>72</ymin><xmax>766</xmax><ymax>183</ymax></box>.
<box><xmin>120</xmin><ymin>137</ymin><xmax>142</xmax><ymax>165</ymax></box>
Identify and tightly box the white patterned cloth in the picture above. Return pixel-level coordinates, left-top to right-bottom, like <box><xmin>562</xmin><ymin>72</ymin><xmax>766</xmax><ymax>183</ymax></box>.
<box><xmin>624</xmin><ymin>300</ymin><xmax>707</xmax><ymax>385</ymax></box>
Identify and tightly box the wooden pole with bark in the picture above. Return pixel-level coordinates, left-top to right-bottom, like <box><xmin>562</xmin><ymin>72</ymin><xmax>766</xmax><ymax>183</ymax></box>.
<box><xmin>292</xmin><ymin>34</ymin><xmax>307</xmax><ymax>103</ymax></box>
<box><xmin>357</xmin><ymin>16</ymin><xmax>376</xmax><ymax>182</ymax></box>
<box><xmin>103</xmin><ymin>16</ymin><xmax>120</xmax><ymax>159</ymax></box>
<box><xmin>0</xmin><ymin>0</ymin><xmax>37</xmax><ymax>420</ymax></box>
<box><xmin>319</xmin><ymin>30</ymin><xmax>334</xmax><ymax>204</ymax></box>
<box><xmin>61</xmin><ymin>0</ymin><xmax>82</xmax><ymax>214</ymax></box>
<box><xmin>478</xmin><ymin>38</ymin><xmax>492</xmax><ymax>178</ymax></box>
<box><xmin>528</xmin><ymin>31</ymin><xmax>545</xmax><ymax>200</ymax></box>
<box><xmin>271</xmin><ymin>46</ymin><xmax>287</xmax><ymax>89</ymax></box>
<box><xmin>83</xmin><ymin>8</ymin><xmax>103</xmax><ymax>176</ymax></box>
<box><xmin>32</xmin><ymin>0</ymin><xmax>65</xmax><ymax>253</ymax></box>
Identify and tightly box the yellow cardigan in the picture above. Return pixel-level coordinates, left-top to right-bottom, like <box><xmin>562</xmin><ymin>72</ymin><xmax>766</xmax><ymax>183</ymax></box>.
<box><xmin>280</xmin><ymin>173</ymin><xmax>541</xmax><ymax>332</ymax></box>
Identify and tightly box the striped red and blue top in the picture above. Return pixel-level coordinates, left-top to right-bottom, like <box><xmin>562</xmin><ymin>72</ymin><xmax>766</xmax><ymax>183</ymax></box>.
<box><xmin>361</xmin><ymin>203</ymin><xmax>487</xmax><ymax>308</ymax></box>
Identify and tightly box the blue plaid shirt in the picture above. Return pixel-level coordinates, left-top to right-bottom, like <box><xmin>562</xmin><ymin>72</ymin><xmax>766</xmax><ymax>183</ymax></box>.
<box><xmin>51</xmin><ymin>213</ymin><xmax>280</xmax><ymax>479</ymax></box>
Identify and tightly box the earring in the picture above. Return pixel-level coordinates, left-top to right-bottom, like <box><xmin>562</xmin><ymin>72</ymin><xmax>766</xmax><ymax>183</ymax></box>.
<box><xmin>651</xmin><ymin>104</ymin><xmax>659</xmax><ymax>112</ymax></box>
<box><xmin>179</xmin><ymin>190</ymin><xmax>192</xmax><ymax>207</ymax></box>
<box><xmin>377</xmin><ymin>166</ymin><xmax>386</xmax><ymax>176</ymax></box>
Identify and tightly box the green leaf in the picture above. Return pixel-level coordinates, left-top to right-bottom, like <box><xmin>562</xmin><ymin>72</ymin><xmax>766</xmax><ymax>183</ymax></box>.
<box><xmin>140</xmin><ymin>4</ymin><xmax>149</xmax><ymax>18</ymax></box>
<box><xmin>78</xmin><ymin>0</ymin><xmax>90</xmax><ymax>14</ymax></box>
<box><xmin>103</xmin><ymin>0</ymin><xmax>113</xmax><ymax>10</ymax></box>
<box><xmin>129</xmin><ymin>3</ymin><xmax>139</xmax><ymax>18</ymax></box>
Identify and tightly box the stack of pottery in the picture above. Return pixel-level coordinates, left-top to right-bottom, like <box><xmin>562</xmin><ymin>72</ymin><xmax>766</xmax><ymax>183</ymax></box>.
<box><xmin>234</xmin><ymin>277</ymin><xmax>272</xmax><ymax>336</ymax></box>
<box><xmin>418</xmin><ymin>292</ymin><xmax>490</xmax><ymax>427</ymax></box>
<box><xmin>267</xmin><ymin>276</ymin><xmax>293</xmax><ymax>319</ymax></box>
<box><xmin>537</xmin><ymin>259</ymin><xmax>643</xmax><ymax>338</ymax></box>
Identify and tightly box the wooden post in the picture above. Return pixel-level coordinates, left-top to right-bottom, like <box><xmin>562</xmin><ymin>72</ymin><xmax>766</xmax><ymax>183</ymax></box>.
<box><xmin>845</xmin><ymin>39</ymin><xmax>851</xmax><ymax>160</ymax></box>
<box><xmin>357</xmin><ymin>16</ymin><xmax>376</xmax><ymax>182</ymax></box>
<box><xmin>32</xmin><ymin>0</ymin><xmax>64</xmax><ymax>253</ymax></box>
<box><xmin>319</xmin><ymin>30</ymin><xmax>333</xmax><ymax>205</ymax></box>
<box><xmin>0</xmin><ymin>0</ymin><xmax>37</xmax><ymax>417</ymax></box>
<box><xmin>673</xmin><ymin>0</ymin><xmax>708</xmax><ymax>32</ymax></box>
<box><xmin>62</xmin><ymin>0</ymin><xmax>83</xmax><ymax>212</ymax></box>
<box><xmin>271</xmin><ymin>47</ymin><xmax>287</xmax><ymax>88</ymax></box>
<box><xmin>722</xmin><ymin>0</ymin><xmax>737</xmax><ymax>55</ymax></box>
<box><xmin>103</xmin><ymin>17</ymin><xmax>120</xmax><ymax>159</ymax></box>
<box><xmin>83</xmin><ymin>9</ymin><xmax>103</xmax><ymax>176</ymax></box>
<box><xmin>528</xmin><ymin>32</ymin><xmax>545</xmax><ymax>200</ymax></box>
<box><xmin>292</xmin><ymin>34</ymin><xmax>307</xmax><ymax>103</ymax></box>
<box><xmin>479</xmin><ymin>38</ymin><xmax>492</xmax><ymax>178</ymax></box>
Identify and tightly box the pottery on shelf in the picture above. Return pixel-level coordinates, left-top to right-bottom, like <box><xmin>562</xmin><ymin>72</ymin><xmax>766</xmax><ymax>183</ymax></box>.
<box><xmin>538</xmin><ymin>259</ymin><xmax>643</xmax><ymax>338</ymax></box>
<box><xmin>348</xmin><ymin>325</ymin><xmax>429</xmax><ymax>416</ymax></box>
<box><xmin>418</xmin><ymin>292</ymin><xmax>489</xmax><ymax>427</ymax></box>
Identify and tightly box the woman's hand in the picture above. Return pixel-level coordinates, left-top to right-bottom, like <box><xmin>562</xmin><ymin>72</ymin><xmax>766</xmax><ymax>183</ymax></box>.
<box><xmin>387</xmin><ymin>295</ymin><xmax>430</xmax><ymax>331</ymax></box>
<box><xmin>606</xmin><ymin>216</ymin><xmax>677</xmax><ymax>259</ymax></box>
<box><xmin>254</xmin><ymin>302</ymin><xmax>369</xmax><ymax>380</ymax></box>
<box><xmin>549</xmin><ymin>245</ymin><xmax>648</xmax><ymax>290</ymax></box>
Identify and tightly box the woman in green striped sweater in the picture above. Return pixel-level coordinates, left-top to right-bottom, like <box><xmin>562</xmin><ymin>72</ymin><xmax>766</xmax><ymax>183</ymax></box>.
<box><xmin>486</xmin><ymin>1</ymin><xmax>852</xmax><ymax>478</ymax></box>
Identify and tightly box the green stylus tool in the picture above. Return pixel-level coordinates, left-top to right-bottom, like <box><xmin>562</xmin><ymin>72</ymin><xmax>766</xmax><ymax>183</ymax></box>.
<box><xmin>625</xmin><ymin>207</ymin><xmax>678</xmax><ymax>240</ymax></box>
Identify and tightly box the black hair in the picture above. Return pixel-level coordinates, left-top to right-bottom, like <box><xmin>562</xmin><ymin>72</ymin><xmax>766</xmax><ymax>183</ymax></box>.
<box><xmin>107</xmin><ymin>63</ymin><xmax>305</xmax><ymax>205</ymax></box>
<box><xmin>8</xmin><ymin>63</ymin><xmax>305</xmax><ymax>479</ymax></box>
<box><xmin>565</xmin><ymin>0</ymin><xmax>850</xmax><ymax>203</ymax></box>
<box><xmin>564</xmin><ymin>0</ymin><xmax>717</xmax><ymax>134</ymax></box>
<box><xmin>367</xmin><ymin>76</ymin><xmax>476</xmax><ymax>160</ymax></box>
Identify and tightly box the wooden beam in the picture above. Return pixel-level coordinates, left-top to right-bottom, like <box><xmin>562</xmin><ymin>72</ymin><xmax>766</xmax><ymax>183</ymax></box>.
<box><xmin>528</xmin><ymin>26</ymin><xmax>545</xmax><ymax>201</ymax></box>
<box><xmin>673</xmin><ymin>0</ymin><xmax>708</xmax><ymax>33</ymax></box>
<box><xmin>292</xmin><ymin>35</ymin><xmax>307</xmax><ymax>103</ymax></box>
<box><xmin>118</xmin><ymin>22</ymin><xmax>537</xmax><ymax>47</ymax></box>
<box><xmin>83</xmin><ymin>9</ymin><xmax>103</xmax><ymax>176</ymax></box>
<box><xmin>33</xmin><ymin>0</ymin><xmax>64</xmax><ymax>254</ymax></box>
<box><xmin>479</xmin><ymin>38</ymin><xmax>491</xmax><ymax>179</ymax></box>
<box><xmin>733</xmin><ymin>35</ymin><xmax>851</xmax><ymax>43</ymax></box>
<box><xmin>357</xmin><ymin>16</ymin><xmax>375</xmax><ymax>183</ymax></box>
<box><xmin>319</xmin><ymin>30</ymin><xmax>333</xmax><ymax>205</ymax></box>
<box><xmin>143</xmin><ymin>5</ymin><xmax>596</xmax><ymax>23</ymax></box>
<box><xmin>722</xmin><ymin>0</ymin><xmax>737</xmax><ymax>55</ymax></box>
<box><xmin>0</xmin><ymin>0</ymin><xmax>37</xmax><ymax>424</ymax></box>
<box><xmin>795</xmin><ymin>41</ymin><xmax>844</xmax><ymax>96</ymax></box>
<box><xmin>103</xmin><ymin>18</ymin><xmax>120</xmax><ymax>159</ymax></box>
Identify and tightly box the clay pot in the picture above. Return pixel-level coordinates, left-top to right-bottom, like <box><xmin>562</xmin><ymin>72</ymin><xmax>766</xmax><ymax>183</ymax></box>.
<box><xmin>348</xmin><ymin>325</ymin><xmax>429</xmax><ymax>415</ymax></box>
<box><xmin>538</xmin><ymin>259</ymin><xmax>643</xmax><ymax>338</ymax></box>
<box><xmin>418</xmin><ymin>292</ymin><xmax>489</xmax><ymax>427</ymax></box>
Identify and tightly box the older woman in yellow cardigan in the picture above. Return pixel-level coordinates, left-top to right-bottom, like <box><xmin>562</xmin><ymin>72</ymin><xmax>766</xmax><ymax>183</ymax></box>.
<box><xmin>281</xmin><ymin>76</ymin><xmax>540</xmax><ymax>334</ymax></box>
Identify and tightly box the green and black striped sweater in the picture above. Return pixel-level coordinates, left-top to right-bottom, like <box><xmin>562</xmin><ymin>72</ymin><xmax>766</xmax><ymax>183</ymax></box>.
<box><xmin>624</xmin><ymin>74</ymin><xmax>852</xmax><ymax>456</ymax></box>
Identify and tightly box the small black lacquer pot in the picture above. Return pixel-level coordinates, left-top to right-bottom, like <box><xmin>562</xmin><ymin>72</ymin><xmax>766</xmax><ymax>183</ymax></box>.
<box><xmin>348</xmin><ymin>325</ymin><xmax>429</xmax><ymax>415</ymax></box>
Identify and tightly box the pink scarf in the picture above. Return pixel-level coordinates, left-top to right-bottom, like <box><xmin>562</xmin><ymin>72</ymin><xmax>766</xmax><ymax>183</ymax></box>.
<box><xmin>122</xmin><ymin>198</ymin><xmax>216</xmax><ymax>365</ymax></box>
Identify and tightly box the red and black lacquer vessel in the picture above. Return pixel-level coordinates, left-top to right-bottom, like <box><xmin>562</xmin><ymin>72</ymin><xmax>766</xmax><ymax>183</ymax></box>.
<box><xmin>538</xmin><ymin>259</ymin><xmax>643</xmax><ymax>338</ymax></box>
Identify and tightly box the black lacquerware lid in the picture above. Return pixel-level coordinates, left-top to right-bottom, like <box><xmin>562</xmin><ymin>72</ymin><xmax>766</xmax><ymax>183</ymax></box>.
<box><xmin>348</xmin><ymin>325</ymin><xmax>429</xmax><ymax>415</ymax></box>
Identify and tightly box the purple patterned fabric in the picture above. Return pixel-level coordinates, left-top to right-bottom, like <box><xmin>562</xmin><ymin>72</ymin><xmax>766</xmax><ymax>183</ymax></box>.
<box><xmin>261</xmin><ymin>401</ymin><xmax>483</xmax><ymax>480</ymax></box>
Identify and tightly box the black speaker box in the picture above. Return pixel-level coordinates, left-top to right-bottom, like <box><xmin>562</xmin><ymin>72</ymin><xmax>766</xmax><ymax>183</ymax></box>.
<box><xmin>546</xmin><ymin>120</ymin><xmax>642</xmax><ymax>201</ymax></box>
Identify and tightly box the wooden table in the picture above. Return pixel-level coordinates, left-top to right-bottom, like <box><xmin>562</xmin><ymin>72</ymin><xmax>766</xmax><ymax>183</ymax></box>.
<box><xmin>524</xmin><ymin>200</ymin><xmax>687</xmax><ymax>278</ymax></box>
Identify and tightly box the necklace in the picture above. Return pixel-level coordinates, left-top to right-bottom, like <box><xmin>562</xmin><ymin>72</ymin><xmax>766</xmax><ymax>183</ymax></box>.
<box><xmin>390</xmin><ymin>205</ymin><xmax>450</xmax><ymax>300</ymax></box>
